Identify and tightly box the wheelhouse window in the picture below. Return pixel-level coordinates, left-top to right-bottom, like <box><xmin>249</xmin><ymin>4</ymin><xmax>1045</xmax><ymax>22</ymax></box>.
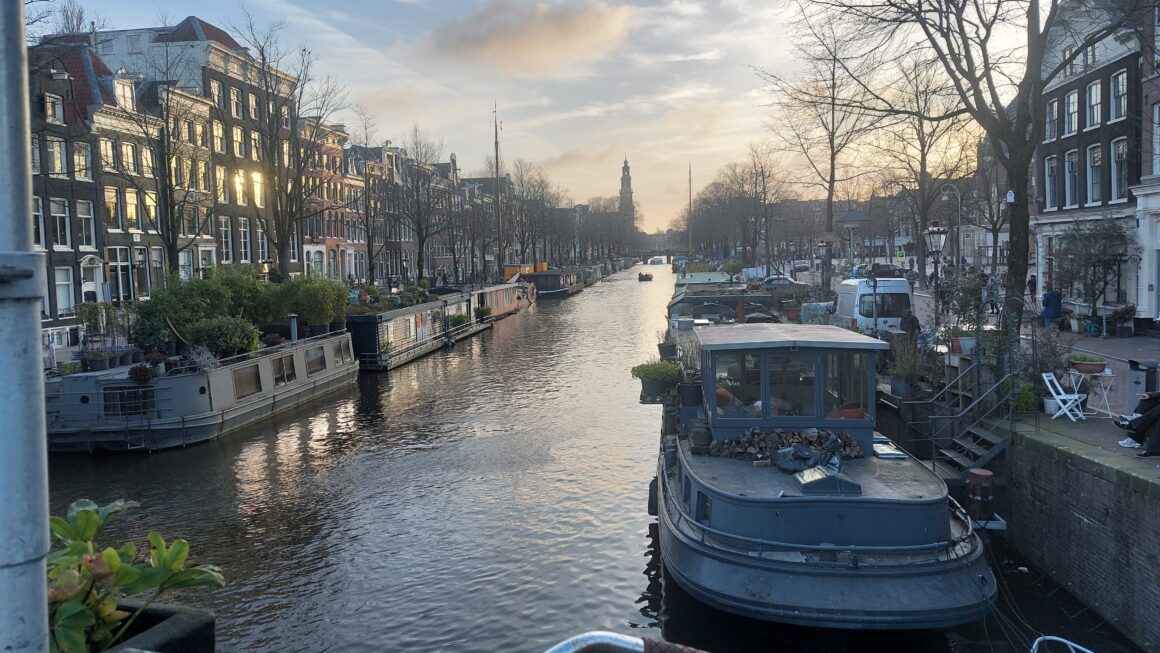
<box><xmin>696</xmin><ymin>493</ymin><xmax>712</xmax><ymax>525</ymax></box>
<box><xmin>766</xmin><ymin>353</ymin><xmax>817</xmax><ymax>417</ymax></box>
<box><xmin>233</xmin><ymin>365</ymin><xmax>262</xmax><ymax>400</ymax></box>
<box><xmin>272</xmin><ymin>354</ymin><xmax>297</xmax><ymax>386</ymax></box>
<box><xmin>823</xmin><ymin>352</ymin><xmax>870</xmax><ymax>419</ymax></box>
<box><xmin>305</xmin><ymin>345</ymin><xmax>327</xmax><ymax>375</ymax></box>
<box><xmin>713</xmin><ymin>353</ymin><xmax>760</xmax><ymax>419</ymax></box>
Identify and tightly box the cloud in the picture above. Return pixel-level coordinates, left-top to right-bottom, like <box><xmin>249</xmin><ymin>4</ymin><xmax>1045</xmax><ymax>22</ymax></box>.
<box><xmin>425</xmin><ymin>1</ymin><xmax>633</xmax><ymax>79</ymax></box>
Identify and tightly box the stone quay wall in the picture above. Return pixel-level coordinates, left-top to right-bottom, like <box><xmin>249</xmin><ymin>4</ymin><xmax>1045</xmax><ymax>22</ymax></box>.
<box><xmin>1003</xmin><ymin>430</ymin><xmax>1160</xmax><ymax>651</ymax></box>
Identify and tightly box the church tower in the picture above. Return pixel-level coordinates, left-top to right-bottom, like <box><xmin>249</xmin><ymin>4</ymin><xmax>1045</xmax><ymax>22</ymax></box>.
<box><xmin>619</xmin><ymin>157</ymin><xmax>634</xmax><ymax>219</ymax></box>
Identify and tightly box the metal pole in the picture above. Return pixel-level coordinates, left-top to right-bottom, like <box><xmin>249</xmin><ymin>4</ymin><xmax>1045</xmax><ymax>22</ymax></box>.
<box><xmin>0</xmin><ymin>3</ymin><xmax>50</xmax><ymax>650</ymax></box>
<box><xmin>956</xmin><ymin>192</ymin><xmax>962</xmax><ymax>264</ymax></box>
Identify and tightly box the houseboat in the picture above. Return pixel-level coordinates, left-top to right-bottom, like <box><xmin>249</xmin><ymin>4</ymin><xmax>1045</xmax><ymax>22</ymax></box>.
<box><xmin>46</xmin><ymin>332</ymin><xmax>358</xmax><ymax>452</ymax></box>
<box><xmin>654</xmin><ymin>323</ymin><xmax>995</xmax><ymax>629</ymax></box>
<box><xmin>346</xmin><ymin>284</ymin><xmax>520</xmax><ymax>371</ymax></box>
<box><xmin>523</xmin><ymin>269</ymin><xmax>584</xmax><ymax>300</ymax></box>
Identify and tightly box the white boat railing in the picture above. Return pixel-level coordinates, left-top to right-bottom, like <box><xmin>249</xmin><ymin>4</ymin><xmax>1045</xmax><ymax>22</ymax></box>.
<box><xmin>1029</xmin><ymin>636</ymin><xmax>1095</xmax><ymax>653</ymax></box>
<box><xmin>660</xmin><ymin>472</ymin><xmax>977</xmax><ymax>565</ymax></box>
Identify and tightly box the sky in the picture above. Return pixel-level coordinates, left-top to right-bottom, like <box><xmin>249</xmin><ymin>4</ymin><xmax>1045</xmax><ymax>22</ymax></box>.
<box><xmin>81</xmin><ymin>0</ymin><xmax>795</xmax><ymax>232</ymax></box>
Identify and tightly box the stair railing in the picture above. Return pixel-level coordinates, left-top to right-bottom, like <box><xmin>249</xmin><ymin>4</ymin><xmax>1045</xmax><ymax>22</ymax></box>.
<box><xmin>926</xmin><ymin>372</ymin><xmax>1017</xmax><ymax>475</ymax></box>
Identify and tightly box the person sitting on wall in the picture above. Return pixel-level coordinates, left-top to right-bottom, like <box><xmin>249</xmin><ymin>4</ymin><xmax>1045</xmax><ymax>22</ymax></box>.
<box><xmin>1115</xmin><ymin>392</ymin><xmax>1160</xmax><ymax>456</ymax></box>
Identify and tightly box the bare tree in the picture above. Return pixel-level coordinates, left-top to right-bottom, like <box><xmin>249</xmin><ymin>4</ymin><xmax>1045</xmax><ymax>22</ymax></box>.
<box><xmin>50</xmin><ymin>0</ymin><xmax>109</xmax><ymax>34</ymax></box>
<box><xmin>396</xmin><ymin>124</ymin><xmax>445</xmax><ymax>283</ymax></box>
<box><xmin>755</xmin><ymin>12</ymin><xmax>883</xmax><ymax>292</ymax></box>
<box><xmin>349</xmin><ymin>106</ymin><xmax>392</xmax><ymax>287</ymax></box>
<box><xmin>800</xmin><ymin>0</ymin><xmax>1147</xmax><ymax>324</ymax></box>
<box><xmin>234</xmin><ymin>10</ymin><xmax>349</xmax><ymax>277</ymax></box>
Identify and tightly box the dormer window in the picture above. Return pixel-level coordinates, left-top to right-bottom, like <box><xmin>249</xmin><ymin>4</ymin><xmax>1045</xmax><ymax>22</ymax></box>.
<box><xmin>115</xmin><ymin>81</ymin><xmax>134</xmax><ymax>111</ymax></box>
<box><xmin>45</xmin><ymin>94</ymin><xmax>64</xmax><ymax>125</ymax></box>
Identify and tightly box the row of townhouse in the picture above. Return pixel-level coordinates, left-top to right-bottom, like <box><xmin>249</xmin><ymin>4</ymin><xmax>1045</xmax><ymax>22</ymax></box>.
<box><xmin>1031</xmin><ymin>4</ymin><xmax>1157</xmax><ymax>327</ymax></box>
<box><xmin>29</xmin><ymin>16</ymin><xmax>503</xmax><ymax>350</ymax></box>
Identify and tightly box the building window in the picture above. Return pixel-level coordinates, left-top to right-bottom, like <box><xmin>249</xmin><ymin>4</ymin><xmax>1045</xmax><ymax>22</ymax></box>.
<box><xmin>1063</xmin><ymin>46</ymin><xmax>1076</xmax><ymax>75</ymax></box>
<box><xmin>234</xmin><ymin>170</ymin><xmax>248</xmax><ymax>206</ymax></box>
<box><xmin>252</xmin><ymin>172</ymin><xmax>265</xmax><ymax>208</ymax></box>
<box><xmin>100</xmin><ymin>138</ymin><xmax>116</xmax><ymax>170</ymax></box>
<box><xmin>133</xmin><ymin>247</ymin><xmax>150</xmax><ymax>297</ymax></box>
<box><xmin>106</xmin><ymin>246</ymin><xmax>131</xmax><ymax>302</ymax></box>
<box><xmin>121</xmin><ymin>142</ymin><xmax>138</xmax><ymax>174</ymax></box>
<box><xmin>179</xmin><ymin>250</ymin><xmax>194</xmax><ymax>281</ymax></box>
<box><xmin>143</xmin><ymin>192</ymin><xmax>157</xmax><ymax>229</ymax></box>
<box><xmin>249</xmin><ymin>131</ymin><xmax>261</xmax><ymax>161</ymax></box>
<box><xmin>54</xmin><ymin>267</ymin><xmax>75</xmax><ymax>316</ymax></box>
<box><xmin>140</xmin><ymin>147</ymin><xmax>153</xmax><ymax>177</ymax></box>
<box><xmin>238</xmin><ymin>217</ymin><xmax>251</xmax><ymax>262</ymax></box>
<box><xmin>103</xmin><ymin>187</ymin><xmax>120</xmax><ymax>230</ymax></box>
<box><xmin>219</xmin><ymin>216</ymin><xmax>233</xmax><ymax>262</ymax></box>
<box><xmin>76</xmin><ymin>200</ymin><xmax>94</xmax><ymax>248</ymax></box>
<box><xmin>212</xmin><ymin>120</ymin><xmax>225</xmax><ymax>153</ymax></box>
<box><xmin>1110</xmin><ymin>70</ymin><xmax>1127</xmax><ymax>121</ymax></box>
<box><xmin>74</xmin><ymin>141</ymin><xmax>91</xmax><ymax>180</ymax></box>
<box><xmin>183</xmin><ymin>120</ymin><xmax>195</xmax><ymax>143</ymax></box>
<box><xmin>1045</xmin><ymin>156</ymin><xmax>1058</xmax><ymax>209</ymax></box>
<box><xmin>171</xmin><ymin>156</ymin><xmax>185</xmax><ymax>187</ymax></box>
<box><xmin>1085</xmin><ymin>81</ymin><xmax>1101</xmax><ymax>127</ymax></box>
<box><xmin>290</xmin><ymin>224</ymin><xmax>300</xmax><ymax>262</ymax></box>
<box><xmin>46</xmin><ymin>137</ymin><xmax>66</xmax><ymax>176</ymax></box>
<box><xmin>32</xmin><ymin>196</ymin><xmax>44</xmax><ymax>248</ymax></box>
<box><xmin>124</xmin><ymin>189</ymin><xmax>139</xmax><ymax>230</ymax></box>
<box><xmin>195</xmin><ymin>122</ymin><xmax>207</xmax><ymax>148</ymax></box>
<box><xmin>248</xmin><ymin>92</ymin><xmax>259</xmax><ymax>120</ymax></box>
<box><xmin>1063</xmin><ymin>151</ymin><xmax>1078</xmax><ymax>207</ymax></box>
<box><xmin>150</xmin><ymin>247</ymin><xmax>163</xmax><ymax>288</ymax></box>
<box><xmin>50</xmin><ymin>198</ymin><xmax>69</xmax><ymax>248</ymax></box>
<box><xmin>230</xmin><ymin>87</ymin><xmax>243</xmax><ymax>118</ymax></box>
<box><xmin>1154</xmin><ymin>103</ymin><xmax>1160</xmax><ymax>176</ymax></box>
<box><xmin>44</xmin><ymin>93</ymin><xmax>64</xmax><ymax>124</ymax></box>
<box><xmin>31</xmin><ymin>134</ymin><xmax>41</xmax><ymax>173</ymax></box>
<box><xmin>1086</xmin><ymin>145</ymin><xmax>1102</xmax><ymax>204</ymax></box>
<box><xmin>1063</xmin><ymin>90</ymin><xmax>1078</xmax><ymax>135</ymax></box>
<box><xmin>210</xmin><ymin>79</ymin><xmax>222</xmax><ymax>108</ymax></box>
<box><xmin>1111</xmin><ymin>138</ymin><xmax>1128</xmax><ymax>200</ymax></box>
<box><xmin>232</xmin><ymin>126</ymin><xmax>244</xmax><ymax>158</ymax></box>
<box><xmin>115</xmin><ymin>81</ymin><xmax>134</xmax><ymax>110</ymax></box>
<box><xmin>197</xmin><ymin>160</ymin><xmax>210</xmax><ymax>192</ymax></box>
<box><xmin>257</xmin><ymin>220</ymin><xmax>268</xmax><ymax>261</ymax></box>
<box><xmin>1083</xmin><ymin>43</ymin><xmax>1097</xmax><ymax>68</ymax></box>
<box><xmin>215</xmin><ymin>165</ymin><xmax>228</xmax><ymax>203</ymax></box>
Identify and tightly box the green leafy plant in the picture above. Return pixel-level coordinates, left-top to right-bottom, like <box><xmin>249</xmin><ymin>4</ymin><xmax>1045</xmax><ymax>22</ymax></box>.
<box><xmin>631</xmin><ymin>359</ymin><xmax>680</xmax><ymax>385</ymax></box>
<box><xmin>1108</xmin><ymin>304</ymin><xmax>1136</xmax><ymax>327</ymax></box>
<box><xmin>449</xmin><ymin>314</ymin><xmax>471</xmax><ymax>328</ymax></box>
<box><xmin>47</xmin><ymin>499</ymin><xmax>224</xmax><ymax>653</ymax></box>
<box><xmin>999</xmin><ymin>379</ymin><xmax>1037</xmax><ymax>412</ymax></box>
<box><xmin>1067</xmin><ymin>352</ymin><xmax>1106</xmax><ymax>363</ymax></box>
<box><xmin>57</xmin><ymin>362</ymin><xmax>82</xmax><ymax>375</ymax></box>
<box><xmin>185</xmin><ymin>316</ymin><xmax>260</xmax><ymax>358</ymax></box>
<box><xmin>473</xmin><ymin>305</ymin><xmax>493</xmax><ymax>321</ymax></box>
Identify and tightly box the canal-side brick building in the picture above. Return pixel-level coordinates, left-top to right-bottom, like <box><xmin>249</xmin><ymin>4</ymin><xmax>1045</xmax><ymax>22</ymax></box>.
<box><xmin>1032</xmin><ymin>10</ymin><xmax>1142</xmax><ymax>319</ymax></box>
<box><xmin>1132</xmin><ymin>7</ymin><xmax>1160</xmax><ymax>324</ymax></box>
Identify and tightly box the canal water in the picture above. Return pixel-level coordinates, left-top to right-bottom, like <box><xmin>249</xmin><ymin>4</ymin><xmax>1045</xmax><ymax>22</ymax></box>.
<box><xmin>49</xmin><ymin>267</ymin><xmax>1140</xmax><ymax>653</ymax></box>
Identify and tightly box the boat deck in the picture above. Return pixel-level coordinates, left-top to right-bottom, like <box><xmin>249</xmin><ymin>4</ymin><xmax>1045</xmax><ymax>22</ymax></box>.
<box><xmin>681</xmin><ymin>437</ymin><xmax>945</xmax><ymax>501</ymax></box>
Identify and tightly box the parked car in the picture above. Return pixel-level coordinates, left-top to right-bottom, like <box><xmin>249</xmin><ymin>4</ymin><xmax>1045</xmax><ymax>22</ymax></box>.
<box><xmin>762</xmin><ymin>275</ymin><xmax>808</xmax><ymax>291</ymax></box>
<box><xmin>792</xmin><ymin>260</ymin><xmax>811</xmax><ymax>272</ymax></box>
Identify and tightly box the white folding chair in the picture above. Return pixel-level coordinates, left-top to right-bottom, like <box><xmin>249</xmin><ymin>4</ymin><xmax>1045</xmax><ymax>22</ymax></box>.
<box><xmin>1042</xmin><ymin>372</ymin><xmax>1086</xmax><ymax>422</ymax></box>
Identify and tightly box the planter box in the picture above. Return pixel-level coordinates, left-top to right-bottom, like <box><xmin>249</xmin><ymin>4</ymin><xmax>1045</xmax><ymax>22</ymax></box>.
<box><xmin>108</xmin><ymin>600</ymin><xmax>216</xmax><ymax>653</ymax></box>
<box><xmin>1070</xmin><ymin>360</ymin><xmax>1107</xmax><ymax>374</ymax></box>
<box><xmin>677</xmin><ymin>382</ymin><xmax>703</xmax><ymax>407</ymax></box>
<box><xmin>657</xmin><ymin>342</ymin><xmax>678</xmax><ymax>360</ymax></box>
<box><xmin>889</xmin><ymin>377</ymin><xmax>914</xmax><ymax>398</ymax></box>
<box><xmin>1114</xmin><ymin>325</ymin><xmax>1133</xmax><ymax>338</ymax></box>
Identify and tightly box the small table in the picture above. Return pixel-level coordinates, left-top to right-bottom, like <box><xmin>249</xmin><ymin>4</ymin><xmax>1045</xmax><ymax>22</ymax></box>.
<box><xmin>1067</xmin><ymin>369</ymin><xmax>1114</xmax><ymax>417</ymax></box>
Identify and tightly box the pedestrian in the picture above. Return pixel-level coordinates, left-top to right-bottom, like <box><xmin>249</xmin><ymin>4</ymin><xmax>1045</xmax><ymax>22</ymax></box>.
<box><xmin>983</xmin><ymin>276</ymin><xmax>998</xmax><ymax>315</ymax></box>
<box><xmin>908</xmin><ymin>257</ymin><xmax>915</xmax><ymax>271</ymax></box>
<box><xmin>1040</xmin><ymin>284</ymin><xmax>1062</xmax><ymax>327</ymax></box>
<box><xmin>1027</xmin><ymin>274</ymin><xmax>1038</xmax><ymax>311</ymax></box>
<box><xmin>900</xmin><ymin>308</ymin><xmax>920</xmax><ymax>342</ymax></box>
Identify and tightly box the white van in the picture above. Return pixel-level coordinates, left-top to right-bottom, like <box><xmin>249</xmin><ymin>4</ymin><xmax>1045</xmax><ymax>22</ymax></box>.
<box><xmin>831</xmin><ymin>278</ymin><xmax>913</xmax><ymax>335</ymax></box>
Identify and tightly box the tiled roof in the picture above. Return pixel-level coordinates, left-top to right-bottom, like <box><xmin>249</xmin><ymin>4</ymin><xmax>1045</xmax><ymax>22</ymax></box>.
<box><xmin>155</xmin><ymin>16</ymin><xmax>242</xmax><ymax>50</ymax></box>
<box><xmin>30</xmin><ymin>43</ymin><xmax>117</xmax><ymax>121</ymax></box>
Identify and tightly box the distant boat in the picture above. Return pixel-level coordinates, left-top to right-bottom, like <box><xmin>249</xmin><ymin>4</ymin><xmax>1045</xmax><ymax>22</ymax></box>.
<box><xmin>638</xmin><ymin>272</ymin><xmax>653</xmax><ymax>281</ymax></box>
<box><xmin>46</xmin><ymin>333</ymin><xmax>358</xmax><ymax>452</ymax></box>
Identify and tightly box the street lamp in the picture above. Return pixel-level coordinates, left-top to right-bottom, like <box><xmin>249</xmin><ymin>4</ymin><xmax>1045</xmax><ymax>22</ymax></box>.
<box><xmin>940</xmin><ymin>183</ymin><xmax>962</xmax><ymax>264</ymax></box>
<box><xmin>925</xmin><ymin>221</ymin><xmax>948</xmax><ymax>349</ymax></box>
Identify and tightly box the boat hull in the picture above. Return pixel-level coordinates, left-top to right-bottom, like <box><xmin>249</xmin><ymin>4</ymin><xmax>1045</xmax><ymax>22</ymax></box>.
<box><xmin>536</xmin><ymin>287</ymin><xmax>571</xmax><ymax>300</ymax></box>
<box><xmin>656</xmin><ymin>466</ymin><xmax>995</xmax><ymax>630</ymax></box>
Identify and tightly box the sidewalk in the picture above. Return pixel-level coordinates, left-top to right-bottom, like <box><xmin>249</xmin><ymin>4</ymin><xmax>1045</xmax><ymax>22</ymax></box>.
<box><xmin>1016</xmin><ymin>409</ymin><xmax>1160</xmax><ymax>480</ymax></box>
<box><xmin>1065</xmin><ymin>333</ymin><xmax>1160</xmax><ymax>416</ymax></box>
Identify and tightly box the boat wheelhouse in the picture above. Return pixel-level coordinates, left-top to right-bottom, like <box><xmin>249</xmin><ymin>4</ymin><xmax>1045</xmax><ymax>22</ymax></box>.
<box><xmin>524</xmin><ymin>269</ymin><xmax>583</xmax><ymax>299</ymax></box>
<box><xmin>655</xmin><ymin>323</ymin><xmax>995</xmax><ymax>629</ymax></box>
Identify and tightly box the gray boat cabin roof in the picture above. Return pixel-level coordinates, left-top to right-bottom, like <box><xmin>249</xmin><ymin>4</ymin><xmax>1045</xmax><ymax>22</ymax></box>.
<box><xmin>694</xmin><ymin>323</ymin><xmax>889</xmax><ymax>351</ymax></box>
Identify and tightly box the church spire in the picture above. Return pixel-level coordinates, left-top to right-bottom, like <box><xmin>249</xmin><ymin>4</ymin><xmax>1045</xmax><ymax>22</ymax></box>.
<box><xmin>619</xmin><ymin>157</ymin><xmax>633</xmax><ymax>218</ymax></box>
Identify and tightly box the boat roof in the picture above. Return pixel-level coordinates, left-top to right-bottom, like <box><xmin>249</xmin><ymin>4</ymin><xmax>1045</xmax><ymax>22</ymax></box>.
<box><xmin>675</xmin><ymin>272</ymin><xmax>732</xmax><ymax>285</ymax></box>
<box><xmin>668</xmin><ymin>287</ymin><xmax>774</xmax><ymax>309</ymax></box>
<box><xmin>694</xmin><ymin>323</ymin><xmax>889</xmax><ymax>351</ymax></box>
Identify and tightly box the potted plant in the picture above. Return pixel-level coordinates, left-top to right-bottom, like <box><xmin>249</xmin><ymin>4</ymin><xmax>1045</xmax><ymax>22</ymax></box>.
<box><xmin>631</xmin><ymin>359</ymin><xmax>680</xmax><ymax>399</ymax></box>
<box><xmin>127</xmin><ymin>363</ymin><xmax>153</xmax><ymax>385</ymax></box>
<box><xmin>47</xmin><ymin>499</ymin><xmax>223</xmax><ymax>653</ymax></box>
<box><xmin>1068</xmin><ymin>352</ymin><xmax>1108</xmax><ymax>374</ymax></box>
<box><xmin>888</xmin><ymin>340</ymin><xmax>923</xmax><ymax>398</ymax></box>
<box><xmin>144</xmin><ymin>351</ymin><xmax>167</xmax><ymax>377</ymax></box>
<box><xmin>84</xmin><ymin>350</ymin><xmax>109</xmax><ymax>372</ymax></box>
<box><xmin>656</xmin><ymin>329</ymin><xmax>677</xmax><ymax>361</ymax></box>
<box><xmin>473</xmin><ymin>305</ymin><xmax>492</xmax><ymax>322</ymax></box>
<box><xmin>1108</xmin><ymin>304</ymin><xmax>1136</xmax><ymax>338</ymax></box>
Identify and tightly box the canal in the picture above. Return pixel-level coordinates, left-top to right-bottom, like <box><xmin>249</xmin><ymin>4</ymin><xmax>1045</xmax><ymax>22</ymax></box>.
<box><xmin>49</xmin><ymin>267</ymin><xmax>1139</xmax><ymax>653</ymax></box>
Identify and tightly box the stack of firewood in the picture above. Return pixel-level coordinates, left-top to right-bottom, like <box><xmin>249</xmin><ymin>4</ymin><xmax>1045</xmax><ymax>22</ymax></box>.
<box><xmin>709</xmin><ymin>427</ymin><xmax>863</xmax><ymax>460</ymax></box>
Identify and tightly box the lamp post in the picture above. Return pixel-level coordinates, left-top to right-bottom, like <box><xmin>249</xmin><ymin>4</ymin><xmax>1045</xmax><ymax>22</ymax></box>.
<box><xmin>925</xmin><ymin>222</ymin><xmax>948</xmax><ymax>350</ymax></box>
<box><xmin>940</xmin><ymin>183</ymin><xmax>962</xmax><ymax>264</ymax></box>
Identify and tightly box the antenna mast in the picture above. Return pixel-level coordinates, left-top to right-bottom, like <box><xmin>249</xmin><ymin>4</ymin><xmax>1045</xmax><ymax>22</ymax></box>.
<box><xmin>494</xmin><ymin>103</ymin><xmax>502</xmax><ymax>278</ymax></box>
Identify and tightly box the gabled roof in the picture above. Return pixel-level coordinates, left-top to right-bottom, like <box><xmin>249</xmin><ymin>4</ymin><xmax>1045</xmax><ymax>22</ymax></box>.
<box><xmin>155</xmin><ymin>16</ymin><xmax>242</xmax><ymax>50</ymax></box>
<box><xmin>30</xmin><ymin>43</ymin><xmax>117</xmax><ymax>121</ymax></box>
